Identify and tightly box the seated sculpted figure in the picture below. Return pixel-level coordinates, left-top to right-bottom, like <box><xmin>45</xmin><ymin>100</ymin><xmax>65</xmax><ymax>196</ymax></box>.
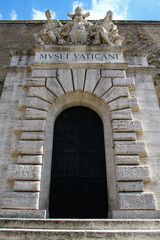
<box><xmin>93</xmin><ymin>10</ymin><xmax>124</xmax><ymax>46</ymax></box>
<box><xmin>34</xmin><ymin>10</ymin><xmax>64</xmax><ymax>45</ymax></box>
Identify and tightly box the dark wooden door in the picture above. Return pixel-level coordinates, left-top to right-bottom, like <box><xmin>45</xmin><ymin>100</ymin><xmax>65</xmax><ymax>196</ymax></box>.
<box><xmin>49</xmin><ymin>106</ymin><xmax>108</xmax><ymax>218</ymax></box>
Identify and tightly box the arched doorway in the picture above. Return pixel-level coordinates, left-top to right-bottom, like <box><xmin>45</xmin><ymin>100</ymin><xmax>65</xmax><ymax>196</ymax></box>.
<box><xmin>49</xmin><ymin>106</ymin><xmax>108</xmax><ymax>218</ymax></box>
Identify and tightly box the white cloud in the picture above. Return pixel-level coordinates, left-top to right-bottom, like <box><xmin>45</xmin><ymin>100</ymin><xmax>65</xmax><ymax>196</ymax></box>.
<box><xmin>72</xmin><ymin>0</ymin><xmax>130</xmax><ymax>20</ymax></box>
<box><xmin>10</xmin><ymin>10</ymin><xmax>17</xmax><ymax>20</ymax></box>
<box><xmin>32</xmin><ymin>9</ymin><xmax>56</xmax><ymax>20</ymax></box>
<box><xmin>0</xmin><ymin>13</ymin><xmax>2</xmax><ymax>20</ymax></box>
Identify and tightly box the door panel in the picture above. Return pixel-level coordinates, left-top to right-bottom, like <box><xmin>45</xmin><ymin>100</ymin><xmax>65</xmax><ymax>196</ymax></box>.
<box><xmin>49</xmin><ymin>106</ymin><xmax>108</xmax><ymax>218</ymax></box>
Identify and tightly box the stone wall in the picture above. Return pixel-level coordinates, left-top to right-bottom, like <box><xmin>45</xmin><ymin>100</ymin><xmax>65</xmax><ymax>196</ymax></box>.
<box><xmin>1</xmin><ymin>20</ymin><xmax>160</xmax><ymax>103</ymax></box>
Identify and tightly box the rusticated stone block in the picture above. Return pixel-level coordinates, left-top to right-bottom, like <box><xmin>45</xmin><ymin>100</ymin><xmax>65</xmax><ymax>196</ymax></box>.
<box><xmin>113</xmin><ymin>78</ymin><xmax>135</xmax><ymax>90</ymax></box>
<box><xmin>21</xmin><ymin>132</ymin><xmax>45</xmax><ymax>140</ymax></box>
<box><xmin>7</xmin><ymin>165</ymin><xmax>41</xmax><ymax>180</ymax></box>
<box><xmin>101</xmin><ymin>70</ymin><xmax>126</xmax><ymax>78</ymax></box>
<box><xmin>46</xmin><ymin>77</ymin><xmax>64</xmax><ymax>97</ymax></box>
<box><xmin>0</xmin><ymin>209</ymin><xmax>46</xmax><ymax>218</ymax></box>
<box><xmin>117</xmin><ymin>181</ymin><xmax>144</xmax><ymax>192</ymax></box>
<box><xmin>11</xmin><ymin>140</ymin><xmax>44</xmax><ymax>155</ymax></box>
<box><xmin>72</xmin><ymin>68</ymin><xmax>86</xmax><ymax>91</ymax></box>
<box><xmin>13</xmin><ymin>181</ymin><xmax>40</xmax><ymax>192</ymax></box>
<box><xmin>113</xmin><ymin>132</ymin><xmax>136</xmax><ymax>141</ymax></box>
<box><xmin>114</xmin><ymin>141</ymin><xmax>147</xmax><ymax>156</ymax></box>
<box><xmin>93</xmin><ymin>78</ymin><xmax>112</xmax><ymax>97</ymax></box>
<box><xmin>115</xmin><ymin>155</ymin><xmax>140</xmax><ymax>165</ymax></box>
<box><xmin>116</xmin><ymin>165</ymin><xmax>151</xmax><ymax>181</ymax></box>
<box><xmin>19</xmin><ymin>97</ymin><xmax>51</xmax><ymax>111</ymax></box>
<box><xmin>58</xmin><ymin>69</ymin><xmax>73</xmax><ymax>92</ymax></box>
<box><xmin>112</xmin><ymin>120</ymin><xmax>143</xmax><ymax>134</ymax></box>
<box><xmin>15</xmin><ymin>119</ymin><xmax>45</xmax><ymax>132</ymax></box>
<box><xmin>32</xmin><ymin>69</ymin><xmax>57</xmax><ymax>78</ymax></box>
<box><xmin>28</xmin><ymin>87</ymin><xmax>56</xmax><ymax>104</ymax></box>
<box><xmin>17</xmin><ymin>155</ymin><xmax>42</xmax><ymax>164</ymax></box>
<box><xmin>23</xmin><ymin>78</ymin><xmax>46</xmax><ymax>88</ymax></box>
<box><xmin>25</xmin><ymin>108</ymin><xmax>47</xmax><ymax>120</ymax></box>
<box><xmin>119</xmin><ymin>193</ymin><xmax>156</xmax><ymax>210</ymax></box>
<box><xmin>110</xmin><ymin>108</ymin><xmax>133</xmax><ymax>120</ymax></box>
<box><xmin>84</xmin><ymin>69</ymin><xmax>100</xmax><ymax>92</ymax></box>
<box><xmin>1</xmin><ymin>192</ymin><xmax>39</xmax><ymax>210</ymax></box>
<box><xmin>109</xmin><ymin>97</ymin><xmax>139</xmax><ymax>111</ymax></box>
<box><xmin>101</xmin><ymin>87</ymin><xmax>129</xmax><ymax>103</ymax></box>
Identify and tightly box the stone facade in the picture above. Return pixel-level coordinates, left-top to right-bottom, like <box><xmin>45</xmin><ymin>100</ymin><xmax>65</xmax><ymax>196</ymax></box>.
<box><xmin>0</xmin><ymin>8</ymin><xmax>160</xmax><ymax>219</ymax></box>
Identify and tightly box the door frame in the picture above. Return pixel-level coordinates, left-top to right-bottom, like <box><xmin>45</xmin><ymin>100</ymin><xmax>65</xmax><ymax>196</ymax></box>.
<box><xmin>39</xmin><ymin>92</ymin><xmax>116</xmax><ymax>218</ymax></box>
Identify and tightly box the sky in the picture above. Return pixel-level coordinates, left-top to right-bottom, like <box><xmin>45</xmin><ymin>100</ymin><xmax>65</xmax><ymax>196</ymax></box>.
<box><xmin>0</xmin><ymin>0</ymin><xmax>160</xmax><ymax>21</ymax></box>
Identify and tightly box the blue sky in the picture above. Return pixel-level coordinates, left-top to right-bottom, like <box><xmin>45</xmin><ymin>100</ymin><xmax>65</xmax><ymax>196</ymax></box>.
<box><xmin>0</xmin><ymin>0</ymin><xmax>160</xmax><ymax>21</ymax></box>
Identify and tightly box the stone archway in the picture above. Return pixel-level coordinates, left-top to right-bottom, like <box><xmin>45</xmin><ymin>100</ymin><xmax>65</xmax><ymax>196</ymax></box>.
<box><xmin>1</xmin><ymin>67</ymin><xmax>155</xmax><ymax>218</ymax></box>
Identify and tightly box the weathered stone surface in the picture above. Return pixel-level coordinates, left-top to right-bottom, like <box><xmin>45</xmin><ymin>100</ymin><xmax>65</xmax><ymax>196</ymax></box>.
<box><xmin>17</xmin><ymin>155</ymin><xmax>42</xmax><ymax>165</ymax></box>
<box><xmin>1</xmin><ymin>192</ymin><xmax>39</xmax><ymax>210</ymax></box>
<box><xmin>58</xmin><ymin>69</ymin><xmax>73</xmax><ymax>92</ymax></box>
<box><xmin>116</xmin><ymin>165</ymin><xmax>151</xmax><ymax>181</ymax></box>
<box><xmin>19</xmin><ymin>97</ymin><xmax>51</xmax><ymax>111</ymax></box>
<box><xmin>102</xmin><ymin>87</ymin><xmax>129</xmax><ymax>103</ymax></box>
<box><xmin>113</xmin><ymin>132</ymin><xmax>136</xmax><ymax>141</ymax></box>
<box><xmin>101</xmin><ymin>70</ymin><xmax>126</xmax><ymax>78</ymax></box>
<box><xmin>25</xmin><ymin>108</ymin><xmax>48</xmax><ymax>120</ymax></box>
<box><xmin>112</xmin><ymin>210</ymin><xmax>160</xmax><ymax>219</ymax></box>
<box><xmin>32</xmin><ymin>69</ymin><xmax>57</xmax><ymax>78</ymax></box>
<box><xmin>46</xmin><ymin>77</ymin><xmax>64</xmax><ymax>97</ymax></box>
<box><xmin>93</xmin><ymin>78</ymin><xmax>112</xmax><ymax>97</ymax></box>
<box><xmin>13</xmin><ymin>181</ymin><xmax>40</xmax><ymax>192</ymax></box>
<box><xmin>109</xmin><ymin>97</ymin><xmax>139</xmax><ymax>111</ymax></box>
<box><xmin>11</xmin><ymin>140</ymin><xmax>44</xmax><ymax>155</ymax></box>
<box><xmin>84</xmin><ymin>69</ymin><xmax>100</xmax><ymax>92</ymax></box>
<box><xmin>23</xmin><ymin>78</ymin><xmax>46</xmax><ymax>88</ymax></box>
<box><xmin>72</xmin><ymin>68</ymin><xmax>86</xmax><ymax>91</ymax></box>
<box><xmin>112</xmin><ymin>120</ymin><xmax>143</xmax><ymax>134</ymax></box>
<box><xmin>114</xmin><ymin>141</ymin><xmax>147</xmax><ymax>156</ymax></box>
<box><xmin>0</xmin><ymin>209</ymin><xmax>46</xmax><ymax>218</ymax></box>
<box><xmin>15</xmin><ymin>119</ymin><xmax>45</xmax><ymax>132</ymax></box>
<box><xmin>7</xmin><ymin>165</ymin><xmax>41</xmax><ymax>180</ymax></box>
<box><xmin>119</xmin><ymin>193</ymin><xmax>156</xmax><ymax>210</ymax></box>
<box><xmin>28</xmin><ymin>87</ymin><xmax>56</xmax><ymax>103</ymax></box>
<box><xmin>110</xmin><ymin>108</ymin><xmax>133</xmax><ymax>120</ymax></box>
<box><xmin>117</xmin><ymin>182</ymin><xmax>144</xmax><ymax>192</ymax></box>
<box><xmin>115</xmin><ymin>155</ymin><xmax>140</xmax><ymax>165</ymax></box>
<box><xmin>21</xmin><ymin>132</ymin><xmax>45</xmax><ymax>140</ymax></box>
<box><xmin>113</xmin><ymin>78</ymin><xmax>135</xmax><ymax>90</ymax></box>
